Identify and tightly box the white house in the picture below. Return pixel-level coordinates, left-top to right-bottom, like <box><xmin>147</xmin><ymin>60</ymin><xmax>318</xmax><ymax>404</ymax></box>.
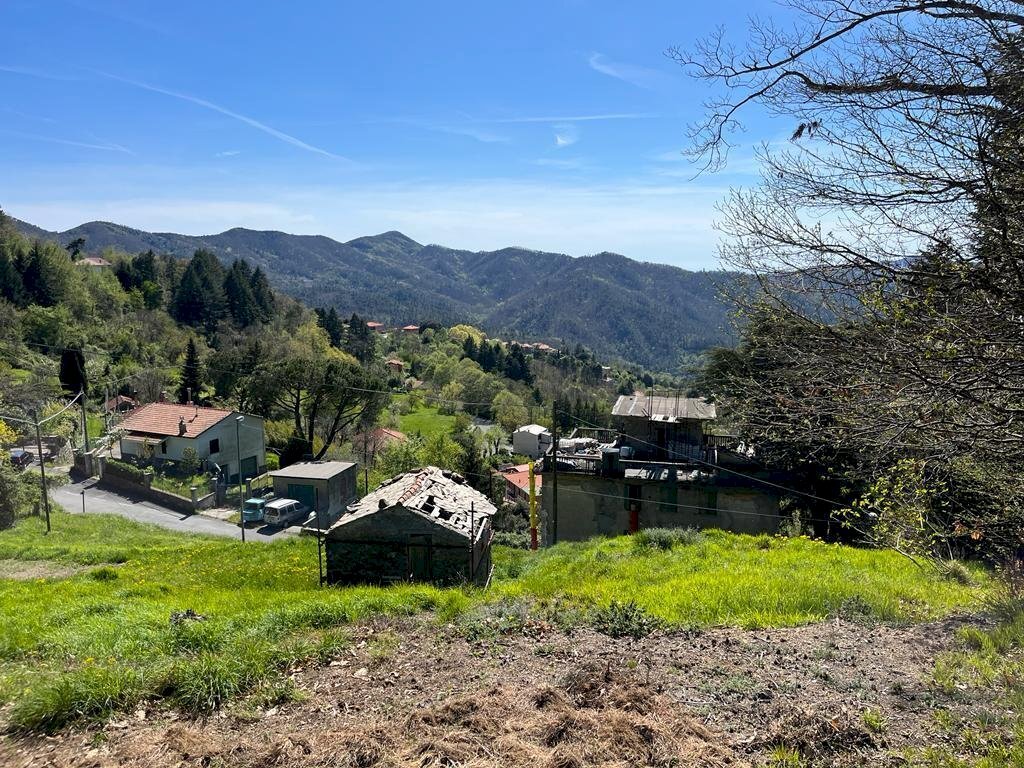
<box><xmin>512</xmin><ymin>424</ymin><xmax>552</xmax><ymax>459</ymax></box>
<box><xmin>118</xmin><ymin>401</ymin><xmax>266</xmax><ymax>482</ymax></box>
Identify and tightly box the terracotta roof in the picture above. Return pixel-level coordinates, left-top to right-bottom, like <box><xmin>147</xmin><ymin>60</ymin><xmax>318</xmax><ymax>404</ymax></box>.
<box><xmin>366</xmin><ymin>321</ymin><xmax>384</xmax><ymax>328</ymax></box>
<box><xmin>502</xmin><ymin>463</ymin><xmax>542</xmax><ymax>493</ymax></box>
<box><xmin>352</xmin><ymin>427</ymin><xmax>408</xmax><ymax>451</ymax></box>
<box><xmin>401</xmin><ymin>324</ymin><xmax>420</xmax><ymax>331</ymax></box>
<box><xmin>385</xmin><ymin>358</ymin><xmax>404</xmax><ymax>366</ymax></box>
<box><xmin>76</xmin><ymin>256</ymin><xmax>111</xmax><ymax>267</ymax></box>
<box><xmin>103</xmin><ymin>394</ymin><xmax>137</xmax><ymax>411</ymax></box>
<box><xmin>118</xmin><ymin>402</ymin><xmax>235</xmax><ymax>438</ymax></box>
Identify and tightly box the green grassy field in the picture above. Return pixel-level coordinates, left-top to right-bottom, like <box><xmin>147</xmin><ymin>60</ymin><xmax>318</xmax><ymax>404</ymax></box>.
<box><xmin>0</xmin><ymin>512</ymin><xmax>991</xmax><ymax>733</ymax></box>
<box><xmin>397</xmin><ymin>401</ymin><xmax>458</xmax><ymax>439</ymax></box>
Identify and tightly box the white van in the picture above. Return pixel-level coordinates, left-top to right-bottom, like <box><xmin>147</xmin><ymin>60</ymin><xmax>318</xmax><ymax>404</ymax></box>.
<box><xmin>263</xmin><ymin>498</ymin><xmax>308</xmax><ymax>527</ymax></box>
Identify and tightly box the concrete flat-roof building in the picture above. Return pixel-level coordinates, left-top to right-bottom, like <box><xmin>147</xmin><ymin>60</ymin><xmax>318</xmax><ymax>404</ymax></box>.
<box><xmin>269</xmin><ymin>460</ymin><xmax>358</xmax><ymax>527</ymax></box>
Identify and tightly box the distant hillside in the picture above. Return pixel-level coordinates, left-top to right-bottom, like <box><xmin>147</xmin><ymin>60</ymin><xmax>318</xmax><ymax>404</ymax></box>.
<box><xmin>13</xmin><ymin>217</ymin><xmax>739</xmax><ymax>370</ymax></box>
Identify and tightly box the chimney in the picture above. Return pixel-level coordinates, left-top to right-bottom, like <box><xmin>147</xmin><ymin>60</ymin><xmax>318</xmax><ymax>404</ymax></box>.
<box><xmin>178</xmin><ymin>416</ymin><xmax>187</xmax><ymax>436</ymax></box>
<box><xmin>158</xmin><ymin>391</ymin><xmax>167</xmax><ymax>403</ymax></box>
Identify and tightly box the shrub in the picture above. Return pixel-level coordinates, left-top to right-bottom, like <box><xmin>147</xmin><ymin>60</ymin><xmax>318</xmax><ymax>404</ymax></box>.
<box><xmin>493</xmin><ymin>532</ymin><xmax>530</xmax><ymax>549</ymax></box>
<box><xmin>89</xmin><ymin>566</ymin><xmax>119</xmax><ymax>582</ymax></box>
<box><xmin>104</xmin><ymin>459</ymin><xmax>146</xmax><ymax>484</ymax></box>
<box><xmin>591</xmin><ymin>600</ymin><xmax>662</xmax><ymax>638</ymax></box>
<box><xmin>632</xmin><ymin>527</ymin><xmax>703</xmax><ymax>551</ymax></box>
<box><xmin>179</xmin><ymin>447</ymin><xmax>200</xmax><ymax>477</ymax></box>
<box><xmin>265</xmin><ymin>453</ymin><xmax>280</xmax><ymax>471</ymax></box>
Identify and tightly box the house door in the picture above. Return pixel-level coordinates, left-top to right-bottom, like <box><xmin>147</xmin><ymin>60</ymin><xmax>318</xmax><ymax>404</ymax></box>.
<box><xmin>240</xmin><ymin>456</ymin><xmax>258</xmax><ymax>481</ymax></box>
<box><xmin>408</xmin><ymin>535</ymin><xmax>432</xmax><ymax>581</ymax></box>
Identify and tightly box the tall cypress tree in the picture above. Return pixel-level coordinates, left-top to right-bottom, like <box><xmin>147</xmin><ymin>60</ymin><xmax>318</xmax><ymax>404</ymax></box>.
<box><xmin>343</xmin><ymin>312</ymin><xmax>375</xmax><ymax>363</ymax></box>
<box><xmin>177</xmin><ymin>337</ymin><xmax>204</xmax><ymax>404</ymax></box>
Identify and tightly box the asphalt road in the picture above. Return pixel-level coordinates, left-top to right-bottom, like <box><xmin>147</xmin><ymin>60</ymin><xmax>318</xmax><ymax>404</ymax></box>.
<box><xmin>52</xmin><ymin>479</ymin><xmax>295</xmax><ymax>542</ymax></box>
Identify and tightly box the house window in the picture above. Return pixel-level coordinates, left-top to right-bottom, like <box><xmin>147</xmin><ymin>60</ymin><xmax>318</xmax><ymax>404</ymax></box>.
<box><xmin>209</xmin><ymin>438</ymin><xmax>220</xmax><ymax>454</ymax></box>
<box><xmin>160</xmin><ymin>441</ymin><xmax>167</xmax><ymax>454</ymax></box>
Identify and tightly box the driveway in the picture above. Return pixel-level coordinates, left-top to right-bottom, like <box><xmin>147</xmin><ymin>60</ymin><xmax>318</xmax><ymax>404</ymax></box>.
<box><xmin>53</xmin><ymin>479</ymin><xmax>296</xmax><ymax>542</ymax></box>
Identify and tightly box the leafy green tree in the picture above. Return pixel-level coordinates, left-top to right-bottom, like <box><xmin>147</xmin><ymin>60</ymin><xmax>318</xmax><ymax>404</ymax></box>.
<box><xmin>492</xmin><ymin>389</ymin><xmax>527</xmax><ymax>433</ymax></box>
<box><xmin>21</xmin><ymin>240</ymin><xmax>72</xmax><ymax>307</ymax></box>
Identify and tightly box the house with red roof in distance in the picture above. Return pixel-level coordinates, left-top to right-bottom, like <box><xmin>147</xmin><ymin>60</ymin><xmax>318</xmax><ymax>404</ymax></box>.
<box><xmin>116</xmin><ymin>399</ymin><xmax>266</xmax><ymax>482</ymax></box>
<box><xmin>499</xmin><ymin>463</ymin><xmax>542</xmax><ymax>504</ymax></box>
<box><xmin>400</xmin><ymin>324</ymin><xmax>420</xmax><ymax>334</ymax></box>
<box><xmin>103</xmin><ymin>394</ymin><xmax>138</xmax><ymax>414</ymax></box>
<box><xmin>352</xmin><ymin>427</ymin><xmax>407</xmax><ymax>460</ymax></box>
<box><xmin>366</xmin><ymin>321</ymin><xmax>386</xmax><ymax>333</ymax></box>
<box><xmin>385</xmin><ymin>358</ymin><xmax>405</xmax><ymax>375</ymax></box>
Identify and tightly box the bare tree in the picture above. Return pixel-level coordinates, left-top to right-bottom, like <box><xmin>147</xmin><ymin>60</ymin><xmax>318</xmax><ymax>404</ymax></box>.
<box><xmin>679</xmin><ymin>1</ymin><xmax>1024</xmax><ymax>557</ymax></box>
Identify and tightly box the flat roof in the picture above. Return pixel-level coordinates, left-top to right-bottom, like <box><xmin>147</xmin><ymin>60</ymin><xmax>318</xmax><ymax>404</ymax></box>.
<box><xmin>270</xmin><ymin>461</ymin><xmax>356</xmax><ymax>480</ymax></box>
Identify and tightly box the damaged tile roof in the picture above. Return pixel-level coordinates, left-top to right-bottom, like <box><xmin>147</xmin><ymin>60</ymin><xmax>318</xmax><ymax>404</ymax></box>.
<box><xmin>118</xmin><ymin>402</ymin><xmax>235</xmax><ymax>438</ymax></box>
<box><xmin>612</xmin><ymin>394</ymin><xmax>716</xmax><ymax>422</ymax></box>
<box><xmin>331</xmin><ymin>466</ymin><xmax>495</xmax><ymax>540</ymax></box>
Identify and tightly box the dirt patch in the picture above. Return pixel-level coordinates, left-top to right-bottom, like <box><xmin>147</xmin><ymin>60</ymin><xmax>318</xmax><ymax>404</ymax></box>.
<box><xmin>0</xmin><ymin>559</ymin><xmax>89</xmax><ymax>581</ymax></box>
<box><xmin>0</xmin><ymin>615</ymin><xmax>982</xmax><ymax>767</ymax></box>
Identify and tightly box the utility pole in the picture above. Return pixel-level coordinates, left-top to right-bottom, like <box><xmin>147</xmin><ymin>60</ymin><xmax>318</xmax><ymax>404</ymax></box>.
<box><xmin>528</xmin><ymin>460</ymin><xmax>538</xmax><ymax>550</ymax></box>
<box><xmin>235</xmin><ymin>415</ymin><xmax>245</xmax><ymax>543</ymax></box>
<box><xmin>79</xmin><ymin>390</ymin><xmax>90</xmax><ymax>453</ymax></box>
<box><xmin>550</xmin><ymin>401</ymin><xmax>558</xmax><ymax>546</ymax></box>
<box><xmin>29</xmin><ymin>409</ymin><xmax>51</xmax><ymax>534</ymax></box>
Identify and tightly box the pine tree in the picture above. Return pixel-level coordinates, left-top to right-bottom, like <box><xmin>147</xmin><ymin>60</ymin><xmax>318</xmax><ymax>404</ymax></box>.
<box><xmin>170</xmin><ymin>250</ymin><xmax>226</xmax><ymax>333</ymax></box>
<box><xmin>250</xmin><ymin>266</ymin><xmax>275</xmax><ymax>322</ymax></box>
<box><xmin>0</xmin><ymin>246</ymin><xmax>25</xmax><ymax>307</ymax></box>
<box><xmin>224</xmin><ymin>259</ymin><xmax>259</xmax><ymax>327</ymax></box>
<box><xmin>177</xmin><ymin>337</ymin><xmax>204</xmax><ymax>404</ymax></box>
<box><xmin>316</xmin><ymin>306</ymin><xmax>344</xmax><ymax>347</ymax></box>
<box><xmin>343</xmin><ymin>312</ymin><xmax>375</xmax><ymax>363</ymax></box>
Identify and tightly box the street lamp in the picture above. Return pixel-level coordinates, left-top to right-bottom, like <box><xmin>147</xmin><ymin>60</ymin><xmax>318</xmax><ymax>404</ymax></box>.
<box><xmin>235</xmin><ymin>415</ymin><xmax>245</xmax><ymax>543</ymax></box>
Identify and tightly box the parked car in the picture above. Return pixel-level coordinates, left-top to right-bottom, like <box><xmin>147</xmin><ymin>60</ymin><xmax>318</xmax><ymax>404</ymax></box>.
<box><xmin>241</xmin><ymin>497</ymin><xmax>270</xmax><ymax>525</ymax></box>
<box><xmin>262</xmin><ymin>498</ymin><xmax>309</xmax><ymax>527</ymax></box>
<box><xmin>8</xmin><ymin>449</ymin><xmax>33</xmax><ymax>470</ymax></box>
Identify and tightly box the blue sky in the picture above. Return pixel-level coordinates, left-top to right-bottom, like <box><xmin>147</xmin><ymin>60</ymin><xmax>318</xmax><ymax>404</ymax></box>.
<box><xmin>1</xmin><ymin>0</ymin><xmax>783</xmax><ymax>269</ymax></box>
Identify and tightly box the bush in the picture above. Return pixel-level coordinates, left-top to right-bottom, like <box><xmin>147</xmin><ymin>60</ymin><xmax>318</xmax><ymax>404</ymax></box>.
<box><xmin>632</xmin><ymin>527</ymin><xmax>703</xmax><ymax>551</ymax></box>
<box><xmin>265</xmin><ymin>453</ymin><xmax>280</xmax><ymax>471</ymax></box>
<box><xmin>104</xmin><ymin>459</ymin><xmax>146</xmax><ymax>484</ymax></box>
<box><xmin>493</xmin><ymin>531</ymin><xmax>530</xmax><ymax>549</ymax></box>
<box><xmin>590</xmin><ymin>600</ymin><xmax>662</xmax><ymax>638</ymax></box>
<box><xmin>179</xmin><ymin>447</ymin><xmax>200</xmax><ymax>477</ymax></box>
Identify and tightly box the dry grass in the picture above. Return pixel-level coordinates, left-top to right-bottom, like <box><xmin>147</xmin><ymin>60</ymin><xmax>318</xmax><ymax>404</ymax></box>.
<box><xmin>108</xmin><ymin>663</ymin><xmax>745</xmax><ymax>767</ymax></box>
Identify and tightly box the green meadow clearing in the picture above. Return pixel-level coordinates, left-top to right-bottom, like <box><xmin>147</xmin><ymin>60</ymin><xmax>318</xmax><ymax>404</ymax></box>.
<box><xmin>0</xmin><ymin>511</ymin><xmax>990</xmax><ymax>733</ymax></box>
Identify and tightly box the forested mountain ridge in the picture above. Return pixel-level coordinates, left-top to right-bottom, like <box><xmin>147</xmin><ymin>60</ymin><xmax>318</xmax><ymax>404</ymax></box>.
<box><xmin>12</xmin><ymin>217</ymin><xmax>737</xmax><ymax>371</ymax></box>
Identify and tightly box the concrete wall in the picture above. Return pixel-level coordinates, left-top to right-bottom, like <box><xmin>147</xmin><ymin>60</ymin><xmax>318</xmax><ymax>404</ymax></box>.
<box><xmin>97</xmin><ymin>457</ymin><xmax>216</xmax><ymax>514</ymax></box>
<box><xmin>325</xmin><ymin>504</ymin><xmax>490</xmax><ymax>585</ymax></box>
<box><xmin>540</xmin><ymin>472</ymin><xmax>780</xmax><ymax>543</ymax></box>
<box><xmin>512</xmin><ymin>428</ymin><xmax>551</xmax><ymax>459</ymax></box>
<box><xmin>121</xmin><ymin>413</ymin><xmax>265</xmax><ymax>480</ymax></box>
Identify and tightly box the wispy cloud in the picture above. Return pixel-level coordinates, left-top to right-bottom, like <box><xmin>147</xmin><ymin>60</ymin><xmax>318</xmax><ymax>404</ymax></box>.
<box><xmin>98</xmin><ymin>72</ymin><xmax>348</xmax><ymax>161</ymax></box>
<box><xmin>216</xmin><ymin>150</ymin><xmax>242</xmax><ymax>157</ymax></box>
<box><xmin>0</xmin><ymin>64</ymin><xmax>79</xmax><ymax>81</ymax></box>
<box><xmin>432</xmin><ymin>125</ymin><xmax>509</xmax><ymax>143</ymax></box>
<box><xmin>0</xmin><ymin>129</ymin><xmax>132</xmax><ymax>154</ymax></box>
<box><xmin>491</xmin><ymin>112</ymin><xmax>655</xmax><ymax>123</ymax></box>
<box><xmin>587</xmin><ymin>53</ymin><xmax>667</xmax><ymax>90</ymax></box>
<box><xmin>553</xmin><ymin>123</ymin><xmax>579</xmax><ymax>148</ymax></box>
